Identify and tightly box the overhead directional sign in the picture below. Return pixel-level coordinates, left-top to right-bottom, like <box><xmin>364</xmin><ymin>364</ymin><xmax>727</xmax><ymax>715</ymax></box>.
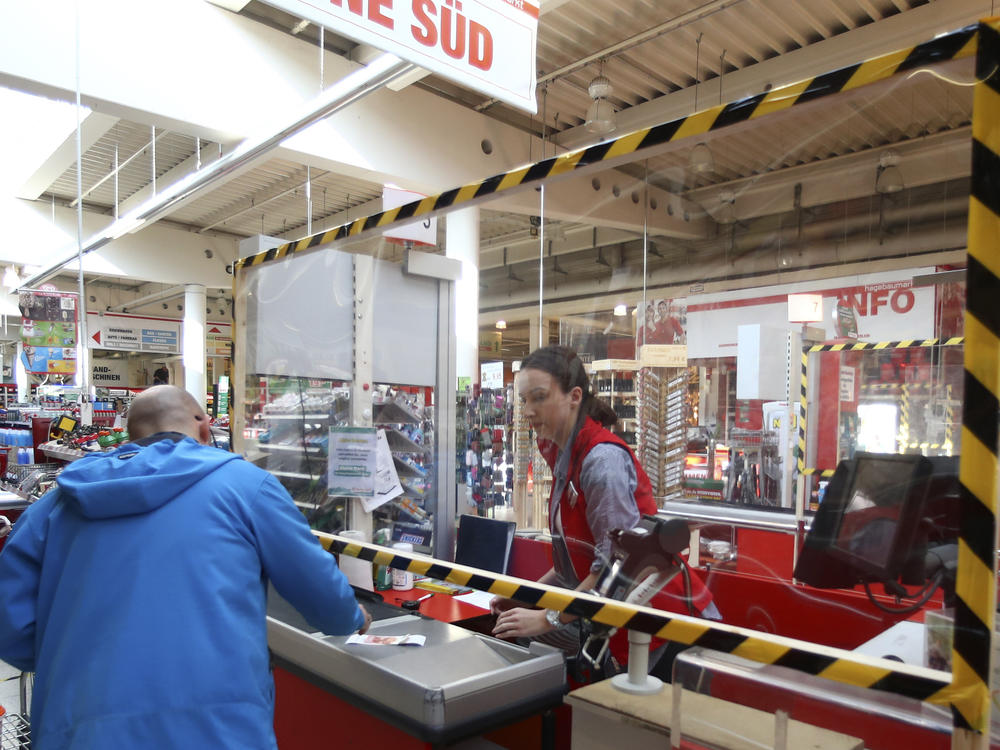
<box><xmin>87</xmin><ymin>313</ymin><xmax>180</xmax><ymax>354</ymax></box>
<box><xmin>258</xmin><ymin>0</ymin><xmax>538</xmax><ymax>112</ymax></box>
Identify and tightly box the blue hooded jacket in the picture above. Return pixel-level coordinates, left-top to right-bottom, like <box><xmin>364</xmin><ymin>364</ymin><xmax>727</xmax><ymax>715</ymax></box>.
<box><xmin>0</xmin><ymin>436</ymin><xmax>363</xmax><ymax>749</ymax></box>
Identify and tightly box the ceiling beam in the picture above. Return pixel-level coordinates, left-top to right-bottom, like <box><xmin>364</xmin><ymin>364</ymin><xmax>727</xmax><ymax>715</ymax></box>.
<box><xmin>553</xmin><ymin>0</ymin><xmax>988</xmax><ymax>150</ymax></box>
<box><xmin>17</xmin><ymin>111</ymin><xmax>119</xmax><ymax>200</ymax></box>
<box><xmin>0</xmin><ymin>0</ymin><xmax>552</xmax><ymax>201</ymax></box>
<box><xmin>486</xmin><ymin>167</ymin><xmax>710</xmax><ymax>242</ymax></box>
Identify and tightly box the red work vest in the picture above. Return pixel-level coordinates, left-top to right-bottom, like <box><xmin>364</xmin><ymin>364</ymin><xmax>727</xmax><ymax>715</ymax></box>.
<box><xmin>539</xmin><ymin>417</ymin><xmax>714</xmax><ymax>662</ymax></box>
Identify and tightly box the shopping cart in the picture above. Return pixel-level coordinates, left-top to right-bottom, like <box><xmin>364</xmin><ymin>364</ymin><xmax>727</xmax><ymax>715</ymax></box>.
<box><xmin>3</xmin><ymin>464</ymin><xmax>59</xmax><ymax>502</ymax></box>
<box><xmin>0</xmin><ymin>672</ymin><xmax>31</xmax><ymax>749</ymax></box>
<box><xmin>0</xmin><ymin>517</ymin><xmax>31</xmax><ymax>748</ymax></box>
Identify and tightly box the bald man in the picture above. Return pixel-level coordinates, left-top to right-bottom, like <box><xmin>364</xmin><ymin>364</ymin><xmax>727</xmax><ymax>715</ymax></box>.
<box><xmin>0</xmin><ymin>385</ymin><xmax>369</xmax><ymax>749</ymax></box>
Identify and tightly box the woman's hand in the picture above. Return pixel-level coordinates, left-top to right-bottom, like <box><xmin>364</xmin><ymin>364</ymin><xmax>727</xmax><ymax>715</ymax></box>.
<box><xmin>492</xmin><ymin>607</ymin><xmax>551</xmax><ymax>639</ymax></box>
<box><xmin>489</xmin><ymin>595</ymin><xmax>518</xmax><ymax>614</ymax></box>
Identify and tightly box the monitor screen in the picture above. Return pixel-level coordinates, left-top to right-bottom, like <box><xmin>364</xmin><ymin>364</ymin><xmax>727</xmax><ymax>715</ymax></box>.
<box><xmin>795</xmin><ymin>452</ymin><xmax>938</xmax><ymax>588</ymax></box>
<box><xmin>831</xmin><ymin>457</ymin><xmax>917</xmax><ymax>574</ymax></box>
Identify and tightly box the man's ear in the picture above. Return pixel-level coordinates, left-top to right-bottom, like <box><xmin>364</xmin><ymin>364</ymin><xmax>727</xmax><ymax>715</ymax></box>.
<box><xmin>197</xmin><ymin>415</ymin><xmax>212</xmax><ymax>446</ymax></box>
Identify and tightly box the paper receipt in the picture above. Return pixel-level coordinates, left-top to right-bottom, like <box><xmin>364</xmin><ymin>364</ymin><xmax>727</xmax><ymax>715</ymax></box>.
<box><xmin>346</xmin><ymin>633</ymin><xmax>427</xmax><ymax>647</ymax></box>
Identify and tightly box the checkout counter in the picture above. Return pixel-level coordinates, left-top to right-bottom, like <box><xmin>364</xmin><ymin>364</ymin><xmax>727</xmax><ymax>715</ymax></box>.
<box><xmin>267</xmin><ymin>586</ymin><xmax>567</xmax><ymax>749</ymax></box>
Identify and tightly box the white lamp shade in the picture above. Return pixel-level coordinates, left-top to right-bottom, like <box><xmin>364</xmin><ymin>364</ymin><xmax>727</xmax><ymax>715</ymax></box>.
<box><xmin>690</xmin><ymin>142</ymin><xmax>714</xmax><ymax>174</ymax></box>
<box><xmin>585</xmin><ymin>98</ymin><xmax>616</xmax><ymax>135</ymax></box>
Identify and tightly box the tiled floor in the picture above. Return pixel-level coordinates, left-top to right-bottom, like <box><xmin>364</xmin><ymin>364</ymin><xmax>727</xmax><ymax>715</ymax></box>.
<box><xmin>0</xmin><ymin>660</ymin><xmax>26</xmax><ymax>716</ymax></box>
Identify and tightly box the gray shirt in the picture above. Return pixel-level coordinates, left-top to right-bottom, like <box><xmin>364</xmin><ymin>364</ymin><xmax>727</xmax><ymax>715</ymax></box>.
<box><xmin>550</xmin><ymin>430</ymin><xmax>640</xmax><ymax>587</ymax></box>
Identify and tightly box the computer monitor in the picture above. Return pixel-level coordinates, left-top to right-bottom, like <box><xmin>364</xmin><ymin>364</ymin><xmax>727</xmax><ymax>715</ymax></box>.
<box><xmin>794</xmin><ymin>452</ymin><xmax>952</xmax><ymax>589</ymax></box>
<box><xmin>826</xmin><ymin>453</ymin><xmax>931</xmax><ymax>583</ymax></box>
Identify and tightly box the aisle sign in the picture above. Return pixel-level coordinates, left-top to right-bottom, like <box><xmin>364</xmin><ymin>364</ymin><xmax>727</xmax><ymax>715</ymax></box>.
<box><xmin>88</xmin><ymin>313</ymin><xmax>181</xmax><ymax>354</ymax></box>
<box><xmin>256</xmin><ymin>0</ymin><xmax>539</xmax><ymax>112</ymax></box>
<box><xmin>206</xmin><ymin>323</ymin><xmax>232</xmax><ymax>357</ymax></box>
<box><xmin>92</xmin><ymin>359</ymin><xmax>129</xmax><ymax>386</ymax></box>
<box><xmin>141</xmin><ymin>327</ymin><xmax>178</xmax><ymax>352</ymax></box>
<box><xmin>479</xmin><ymin>331</ymin><xmax>501</xmax><ymax>355</ymax></box>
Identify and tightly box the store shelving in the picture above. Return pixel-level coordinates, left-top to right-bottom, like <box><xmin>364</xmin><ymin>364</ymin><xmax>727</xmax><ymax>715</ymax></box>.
<box><xmin>39</xmin><ymin>442</ymin><xmax>86</xmax><ymax>461</ymax></box>
<box><xmin>372</xmin><ymin>388</ymin><xmax>435</xmax><ymax>544</ymax></box>
<box><xmin>590</xmin><ymin>359</ymin><xmax>641</xmax><ymax>450</ymax></box>
<box><xmin>246</xmin><ymin>378</ymin><xmax>351</xmax><ymax>517</ymax></box>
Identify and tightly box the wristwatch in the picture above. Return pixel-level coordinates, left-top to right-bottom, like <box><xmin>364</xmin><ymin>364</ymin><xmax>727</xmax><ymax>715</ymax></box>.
<box><xmin>545</xmin><ymin>608</ymin><xmax>563</xmax><ymax>629</ymax></box>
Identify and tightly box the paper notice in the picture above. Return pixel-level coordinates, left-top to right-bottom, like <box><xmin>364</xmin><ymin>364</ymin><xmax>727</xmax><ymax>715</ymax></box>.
<box><xmin>361</xmin><ymin>429</ymin><xmax>404</xmax><ymax>512</ymax></box>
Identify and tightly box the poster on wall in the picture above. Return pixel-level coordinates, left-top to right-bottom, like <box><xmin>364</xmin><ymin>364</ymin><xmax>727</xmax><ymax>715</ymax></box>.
<box><xmin>636</xmin><ymin>298</ymin><xmax>687</xmax><ymax>348</ymax></box>
<box><xmin>19</xmin><ymin>288</ymin><xmax>78</xmax><ymax>375</ymax></box>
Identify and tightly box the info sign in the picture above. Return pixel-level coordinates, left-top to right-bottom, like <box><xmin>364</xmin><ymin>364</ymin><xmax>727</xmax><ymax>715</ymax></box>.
<box><xmin>259</xmin><ymin>0</ymin><xmax>539</xmax><ymax>112</ymax></box>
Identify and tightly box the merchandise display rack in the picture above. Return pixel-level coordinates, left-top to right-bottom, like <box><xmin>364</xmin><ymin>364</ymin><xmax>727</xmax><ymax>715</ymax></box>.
<box><xmin>725</xmin><ymin>428</ymin><xmax>781</xmax><ymax>506</ymax></box>
<box><xmin>637</xmin><ymin>367</ymin><xmax>688</xmax><ymax>503</ymax></box>
<box><xmin>460</xmin><ymin>385</ymin><xmax>512</xmax><ymax>517</ymax></box>
<box><xmin>373</xmin><ymin>389</ymin><xmax>434</xmax><ymax>544</ymax></box>
<box><xmin>249</xmin><ymin>378</ymin><xmax>351</xmax><ymax>513</ymax></box>
<box><xmin>511</xmin><ymin>390</ymin><xmax>550</xmax><ymax>530</ymax></box>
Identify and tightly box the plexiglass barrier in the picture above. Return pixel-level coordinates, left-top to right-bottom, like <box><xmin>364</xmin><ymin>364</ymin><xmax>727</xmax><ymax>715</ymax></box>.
<box><xmin>234</xmin><ymin>22</ymin><xmax>1000</xmax><ymax>740</ymax></box>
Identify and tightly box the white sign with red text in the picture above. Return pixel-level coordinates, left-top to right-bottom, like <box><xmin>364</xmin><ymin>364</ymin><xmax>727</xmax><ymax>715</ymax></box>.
<box><xmin>259</xmin><ymin>0</ymin><xmax>538</xmax><ymax>112</ymax></box>
<box><xmin>383</xmin><ymin>186</ymin><xmax>437</xmax><ymax>245</ymax></box>
<box><xmin>684</xmin><ymin>269</ymin><xmax>937</xmax><ymax>359</ymax></box>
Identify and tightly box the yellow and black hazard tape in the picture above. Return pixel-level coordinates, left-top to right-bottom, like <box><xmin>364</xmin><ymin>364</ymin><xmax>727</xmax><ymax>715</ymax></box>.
<box><xmin>899</xmin><ymin>383</ymin><xmax>911</xmax><ymax>452</ymax></box>
<box><xmin>860</xmin><ymin>381</ymin><xmax>934</xmax><ymax>391</ymax></box>
<box><xmin>806</xmin><ymin>337</ymin><xmax>964</xmax><ymax>353</ymax></box>
<box><xmin>798</xmin><ymin>352</ymin><xmax>807</xmax><ymax>473</ymax></box>
<box><xmin>234</xmin><ymin>25</ymin><xmax>978</xmax><ymax>275</ymax></box>
<box><xmin>797</xmin><ymin>338</ymin><xmax>964</xmax><ymax>475</ymax></box>
<box><xmin>800</xmin><ymin>468</ymin><xmax>836</xmax><ymax>478</ymax></box>
<box><xmin>948</xmin><ymin>18</ymin><xmax>1000</xmax><ymax>733</ymax></box>
<box><xmin>902</xmin><ymin>442</ymin><xmax>952</xmax><ymax>452</ymax></box>
<box><xmin>944</xmin><ymin>384</ymin><xmax>956</xmax><ymax>451</ymax></box>
<box><xmin>315</xmin><ymin>532</ymin><xmax>954</xmax><ymax>705</ymax></box>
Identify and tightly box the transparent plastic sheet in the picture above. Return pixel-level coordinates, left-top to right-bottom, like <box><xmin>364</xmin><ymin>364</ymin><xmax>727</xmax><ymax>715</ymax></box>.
<box><xmin>230</xmin><ymin>27</ymin><xmax>1000</xmax><ymax>745</ymax></box>
<box><xmin>476</xmin><ymin>42</ymin><xmax>981</xmax><ymax>747</ymax></box>
<box><xmin>234</xmin><ymin>233</ymin><xmax>447</xmax><ymax>553</ymax></box>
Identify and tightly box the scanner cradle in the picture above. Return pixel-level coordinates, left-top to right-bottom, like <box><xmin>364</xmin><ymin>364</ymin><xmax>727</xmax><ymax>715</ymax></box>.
<box><xmin>578</xmin><ymin>515</ymin><xmax>689</xmax><ymax>672</ymax></box>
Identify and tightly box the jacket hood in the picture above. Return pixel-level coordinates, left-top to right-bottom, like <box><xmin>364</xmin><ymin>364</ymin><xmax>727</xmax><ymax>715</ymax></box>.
<box><xmin>56</xmin><ymin>437</ymin><xmax>242</xmax><ymax>519</ymax></box>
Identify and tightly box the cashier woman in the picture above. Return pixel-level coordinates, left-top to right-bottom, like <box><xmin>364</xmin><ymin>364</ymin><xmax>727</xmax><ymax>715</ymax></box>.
<box><xmin>491</xmin><ymin>345</ymin><xmax>717</xmax><ymax>673</ymax></box>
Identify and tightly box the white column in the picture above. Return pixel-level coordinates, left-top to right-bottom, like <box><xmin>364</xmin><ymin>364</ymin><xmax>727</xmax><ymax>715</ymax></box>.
<box><xmin>446</xmin><ymin>207</ymin><xmax>479</xmax><ymax>384</ymax></box>
<box><xmin>182</xmin><ymin>283</ymin><xmax>207</xmax><ymax>410</ymax></box>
